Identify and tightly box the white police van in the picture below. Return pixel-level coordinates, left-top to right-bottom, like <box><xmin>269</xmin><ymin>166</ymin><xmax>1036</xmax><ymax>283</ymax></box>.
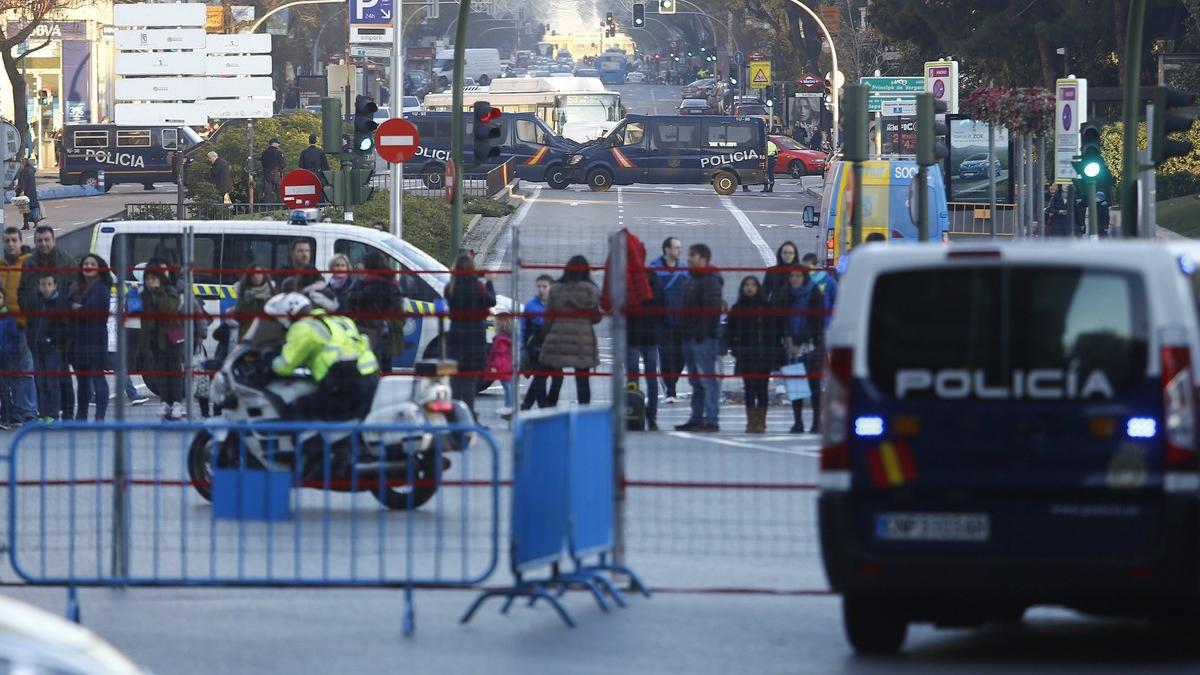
<box><xmin>86</xmin><ymin>219</ymin><xmax>510</xmax><ymax>369</ymax></box>
<box><xmin>819</xmin><ymin>240</ymin><xmax>1200</xmax><ymax>654</ymax></box>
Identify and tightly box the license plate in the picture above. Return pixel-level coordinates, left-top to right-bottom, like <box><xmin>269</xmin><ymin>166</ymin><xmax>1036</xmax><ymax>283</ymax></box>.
<box><xmin>875</xmin><ymin>512</ymin><xmax>990</xmax><ymax>542</ymax></box>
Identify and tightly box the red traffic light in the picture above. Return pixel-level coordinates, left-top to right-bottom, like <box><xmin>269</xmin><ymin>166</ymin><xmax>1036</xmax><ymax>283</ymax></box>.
<box><xmin>474</xmin><ymin>101</ymin><xmax>502</xmax><ymax>123</ymax></box>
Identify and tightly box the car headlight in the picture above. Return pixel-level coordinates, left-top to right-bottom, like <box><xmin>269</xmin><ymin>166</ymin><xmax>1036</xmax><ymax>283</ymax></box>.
<box><xmin>567</xmin><ymin>154</ymin><xmax>583</xmax><ymax>166</ymax></box>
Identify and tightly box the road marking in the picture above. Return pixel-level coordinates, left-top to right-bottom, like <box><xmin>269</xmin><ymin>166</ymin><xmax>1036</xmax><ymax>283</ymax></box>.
<box><xmin>668</xmin><ymin>431</ymin><xmax>821</xmax><ymax>456</ymax></box>
<box><xmin>661</xmin><ymin>204</ymin><xmax>712</xmax><ymax>210</ymax></box>
<box><xmin>718</xmin><ymin>196</ymin><xmax>775</xmax><ymax>265</ymax></box>
<box><xmin>487</xmin><ymin>185</ymin><xmax>540</xmax><ymax>270</ymax></box>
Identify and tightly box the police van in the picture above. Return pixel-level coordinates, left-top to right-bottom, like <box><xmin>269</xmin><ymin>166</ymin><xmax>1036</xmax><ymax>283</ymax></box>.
<box><xmin>58</xmin><ymin>124</ymin><xmax>204</xmax><ymax>191</ymax></box>
<box><xmin>819</xmin><ymin>240</ymin><xmax>1200</xmax><ymax>654</ymax></box>
<box><xmin>81</xmin><ymin>219</ymin><xmax>510</xmax><ymax>370</ymax></box>
<box><xmin>562</xmin><ymin>114</ymin><xmax>766</xmax><ymax>194</ymax></box>
<box><xmin>402</xmin><ymin>111</ymin><xmax>580</xmax><ymax>190</ymax></box>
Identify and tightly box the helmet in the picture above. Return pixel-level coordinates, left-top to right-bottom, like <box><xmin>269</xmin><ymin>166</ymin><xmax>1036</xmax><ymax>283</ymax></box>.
<box><xmin>263</xmin><ymin>292</ymin><xmax>312</xmax><ymax>328</ymax></box>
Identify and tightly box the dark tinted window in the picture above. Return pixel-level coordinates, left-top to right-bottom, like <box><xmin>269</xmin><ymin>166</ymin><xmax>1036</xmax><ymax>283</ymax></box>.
<box><xmin>222</xmin><ymin>234</ymin><xmax>314</xmax><ymax>286</ymax></box>
<box><xmin>868</xmin><ymin>266</ymin><xmax>1148</xmax><ymax>399</ymax></box>
<box><xmin>334</xmin><ymin>239</ymin><xmax>439</xmax><ymax>302</ymax></box>
<box><xmin>113</xmin><ymin>233</ymin><xmax>221</xmax><ymax>285</ymax></box>
<box><xmin>705</xmin><ymin>122</ymin><xmax>755</xmax><ymax>149</ymax></box>
<box><xmin>653</xmin><ymin>121</ymin><xmax>700</xmax><ymax>149</ymax></box>
<box><xmin>73</xmin><ymin>130</ymin><xmax>108</xmax><ymax>148</ymax></box>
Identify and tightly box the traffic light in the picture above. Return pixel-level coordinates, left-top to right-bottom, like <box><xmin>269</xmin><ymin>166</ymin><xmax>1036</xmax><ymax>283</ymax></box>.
<box><xmin>353</xmin><ymin>95</ymin><xmax>378</xmax><ymax>156</ymax></box>
<box><xmin>605</xmin><ymin>11</ymin><xmax>614</xmax><ymax>26</ymax></box>
<box><xmin>659</xmin><ymin>0</ymin><xmax>675</xmax><ymax>13</ymax></box>
<box><xmin>321</xmin><ymin>97</ymin><xmax>342</xmax><ymax>156</ymax></box>
<box><xmin>633</xmin><ymin>3</ymin><xmax>645</xmax><ymax>27</ymax></box>
<box><xmin>351</xmin><ymin>165</ymin><xmax>374</xmax><ymax>205</ymax></box>
<box><xmin>1072</xmin><ymin>122</ymin><xmax>1108</xmax><ymax>180</ymax></box>
<box><xmin>472</xmin><ymin>101</ymin><xmax>502</xmax><ymax>164</ymax></box>
<box><xmin>843</xmin><ymin>84</ymin><xmax>869</xmax><ymax>162</ymax></box>
<box><xmin>916</xmin><ymin>93</ymin><xmax>948</xmax><ymax>167</ymax></box>
<box><xmin>1152</xmin><ymin>85</ymin><xmax>1197</xmax><ymax>166</ymax></box>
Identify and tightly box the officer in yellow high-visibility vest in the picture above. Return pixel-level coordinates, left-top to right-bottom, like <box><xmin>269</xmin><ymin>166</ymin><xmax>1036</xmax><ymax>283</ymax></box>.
<box><xmin>762</xmin><ymin>137</ymin><xmax>777</xmax><ymax>193</ymax></box>
<box><xmin>265</xmin><ymin>292</ymin><xmax>380</xmax><ymax>420</ymax></box>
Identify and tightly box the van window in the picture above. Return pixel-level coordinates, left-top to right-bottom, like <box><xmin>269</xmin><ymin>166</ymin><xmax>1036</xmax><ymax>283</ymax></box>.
<box><xmin>115</xmin><ymin>233</ymin><xmax>221</xmax><ymax>285</ymax></box>
<box><xmin>653</xmin><ymin>121</ymin><xmax>700</xmax><ymax>150</ymax></box>
<box><xmin>73</xmin><ymin>130</ymin><xmax>107</xmax><ymax>148</ymax></box>
<box><xmin>334</xmin><ymin>239</ymin><xmax>439</xmax><ymax>303</ymax></box>
<box><xmin>515</xmin><ymin>119</ymin><xmax>549</xmax><ymax>146</ymax></box>
<box><xmin>868</xmin><ymin>266</ymin><xmax>1149</xmax><ymax>399</ymax></box>
<box><xmin>615</xmin><ymin>121</ymin><xmax>644</xmax><ymax>147</ymax></box>
<box><xmin>222</xmin><ymin>234</ymin><xmax>316</xmax><ymax>286</ymax></box>
<box><xmin>161</xmin><ymin>128</ymin><xmax>178</xmax><ymax>150</ymax></box>
<box><xmin>116</xmin><ymin>130</ymin><xmax>152</xmax><ymax>148</ymax></box>
<box><xmin>706</xmin><ymin>122</ymin><xmax>755</xmax><ymax>149</ymax></box>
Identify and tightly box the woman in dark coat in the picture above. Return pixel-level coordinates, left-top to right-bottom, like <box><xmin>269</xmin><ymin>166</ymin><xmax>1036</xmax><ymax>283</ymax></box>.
<box><xmin>727</xmin><ymin>275</ymin><xmax>783</xmax><ymax>434</ymax></box>
<box><xmin>779</xmin><ymin>267</ymin><xmax>825</xmax><ymax>434</ymax></box>
<box><xmin>68</xmin><ymin>254</ymin><xmax>112</xmax><ymax>420</ymax></box>
<box><xmin>539</xmin><ymin>255</ymin><xmax>601</xmax><ymax>405</ymax></box>
<box><xmin>445</xmin><ymin>254</ymin><xmax>496</xmax><ymax>417</ymax></box>
<box><xmin>762</xmin><ymin>240</ymin><xmax>801</xmax><ymax>302</ymax></box>
<box><xmin>140</xmin><ymin>266</ymin><xmax>186</xmax><ymax>421</ymax></box>
<box><xmin>349</xmin><ymin>250</ymin><xmax>404</xmax><ymax>373</ymax></box>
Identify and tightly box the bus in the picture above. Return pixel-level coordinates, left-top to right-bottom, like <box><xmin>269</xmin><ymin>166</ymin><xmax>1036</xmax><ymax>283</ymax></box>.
<box><xmin>421</xmin><ymin>77</ymin><xmax>622</xmax><ymax>142</ymax></box>
<box><xmin>593</xmin><ymin>51</ymin><xmax>629</xmax><ymax>85</ymax></box>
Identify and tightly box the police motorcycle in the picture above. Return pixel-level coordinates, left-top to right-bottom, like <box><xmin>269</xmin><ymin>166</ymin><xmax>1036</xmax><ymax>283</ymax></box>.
<box><xmin>186</xmin><ymin>301</ymin><xmax>474</xmax><ymax>511</ymax></box>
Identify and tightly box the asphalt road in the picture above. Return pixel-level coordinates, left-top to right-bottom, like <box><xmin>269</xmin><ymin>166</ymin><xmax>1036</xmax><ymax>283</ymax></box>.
<box><xmin>4</xmin><ymin>181</ymin><xmax>177</xmax><ymax>241</ymax></box>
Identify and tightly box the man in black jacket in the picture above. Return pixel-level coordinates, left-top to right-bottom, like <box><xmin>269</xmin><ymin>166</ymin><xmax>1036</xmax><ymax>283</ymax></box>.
<box><xmin>207</xmin><ymin>151</ymin><xmax>233</xmax><ymax>202</ymax></box>
<box><xmin>298</xmin><ymin>134</ymin><xmax>330</xmax><ymax>176</ymax></box>
<box><xmin>14</xmin><ymin>158</ymin><xmax>41</xmax><ymax>230</ymax></box>
<box><xmin>675</xmin><ymin>243</ymin><xmax>724</xmax><ymax>433</ymax></box>
<box><xmin>260</xmin><ymin>138</ymin><xmax>285</xmax><ymax>202</ymax></box>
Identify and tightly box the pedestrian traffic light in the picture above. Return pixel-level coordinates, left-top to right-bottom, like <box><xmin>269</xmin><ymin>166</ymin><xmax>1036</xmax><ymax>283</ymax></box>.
<box><xmin>632</xmin><ymin>3</ymin><xmax>645</xmax><ymax>27</ymax></box>
<box><xmin>472</xmin><ymin>101</ymin><xmax>502</xmax><ymax>164</ymax></box>
<box><xmin>353</xmin><ymin>95</ymin><xmax>378</xmax><ymax>156</ymax></box>
<box><xmin>659</xmin><ymin>0</ymin><xmax>675</xmax><ymax>13</ymax></box>
<box><xmin>1152</xmin><ymin>85</ymin><xmax>1197</xmax><ymax>166</ymax></box>
<box><xmin>843</xmin><ymin>84</ymin><xmax>869</xmax><ymax>162</ymax></box>
<box><xmin>916</xmin><ymin>93</ymin><xmax>948</xmax><ymax>167</ymax></box>
<box><xmin>1072</xmin><ymin>122</ymin><xmax>1108</xmax><ymax>180</ymax></box>
<box><xmin>321</xmin><ymin>97</ymin><xmax>342</xmax><ymax>156</ymax></box>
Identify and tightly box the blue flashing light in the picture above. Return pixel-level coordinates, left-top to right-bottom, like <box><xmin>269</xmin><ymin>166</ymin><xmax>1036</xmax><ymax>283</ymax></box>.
<box><xmin>1180</xmin><ymin>255</ymin><xmax>1196</xmax><ymax>276</ymax></box>
<box><xmin>1126</xmin><ymin>417</ymin><xmax>1157</xmax><ymax>439</ymax></box>
<box><xmin>854</xmin><ymin>416</ymin><xmax>885</xmax><ymax>437</ymax></box>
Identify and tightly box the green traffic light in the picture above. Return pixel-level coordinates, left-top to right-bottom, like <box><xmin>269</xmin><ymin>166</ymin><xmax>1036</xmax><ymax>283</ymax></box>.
<box><xmin>357</xmin><ymin>135</ymin><xmax>373</xmax><ymax>152</ymax></box>
<box><xmin>1083</xmin><ymin>161</ymin><xmax>1101</xmax><ymax>178</ymax></box>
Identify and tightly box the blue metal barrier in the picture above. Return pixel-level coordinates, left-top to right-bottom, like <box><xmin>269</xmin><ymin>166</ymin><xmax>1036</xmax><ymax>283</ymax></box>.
<box><xmin>461</xmin><ymin>406</ymin><xmax>647</xmax><ymax>627</ymax></box>
<box><xmin>4</xmin><ymin>420</ymin><xmax>500</xmax><ymax>636</ymax></box>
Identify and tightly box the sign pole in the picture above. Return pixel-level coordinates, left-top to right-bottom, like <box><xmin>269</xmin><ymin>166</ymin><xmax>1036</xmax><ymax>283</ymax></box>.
<box><xmin>449</xmin><ymin>0</ymin><xmax>471</xmax><ymax>260</ymax></box>
<box><xmin>987</xmin><ymin>122</ymin><xmax>996</xmax><ymax>239</ymax></box>
<box><xmin>390</xmin><ymin>0</ymin><xmax>403</xmax><ymax>239</ymax></box>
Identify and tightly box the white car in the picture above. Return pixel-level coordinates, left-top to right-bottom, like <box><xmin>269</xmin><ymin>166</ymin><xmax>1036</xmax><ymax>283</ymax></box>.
<box><xmin>401</xmin><ymin>95</ymin><xmax>422</xmax><ymax>115</ymax></box>
<box><xmin>625</xmin><ymin>72</ymin><xmax>646</xmax><ymax>84</ymax></box>
<box><xmin>0</xmin><ymin>594</ymin><xmax>149</xmax><ymax>674</ymax></box>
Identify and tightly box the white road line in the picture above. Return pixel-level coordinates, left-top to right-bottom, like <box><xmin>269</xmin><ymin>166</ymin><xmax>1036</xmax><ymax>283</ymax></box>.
<box><xmin>487</xmin><ymin>185</ymin><xmax>540</xmax><ymax>270</ymax></box>
<box><xmin>668</xmin><ymin>431</ymin><xmax>821</xmax><ymax>456</ymax></box>
<box><xmin>718</xmin><ymin>196</ymin><xmax>775</xmax><ymax>265</ymax></box>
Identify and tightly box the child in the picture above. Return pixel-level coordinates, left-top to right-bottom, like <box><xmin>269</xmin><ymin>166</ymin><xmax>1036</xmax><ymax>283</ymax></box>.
<box><xmin>0</xmin><ymin>286</ymin><xmax>36</xmax><ymax>426</ymax></box>
<box><xmin>485</xmin><ymin>312</ymin><xmax>514</xmax><ymax>419</ymax></box>
<box><xmin>28</xmin><ymin>274</ymin><xmax>68</xmax><ymax>422</ymax></box>
<box><xmin>727</xmin><ymin>276</ymin><xmax>782</xmax><ymax>433</ymax></box>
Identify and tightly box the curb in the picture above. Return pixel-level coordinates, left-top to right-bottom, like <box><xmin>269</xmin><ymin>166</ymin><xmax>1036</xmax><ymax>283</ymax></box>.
<box><xmin>804</xmin><ymin>187</ymin><xmax>822</xmax><ymax>200</ymax></box>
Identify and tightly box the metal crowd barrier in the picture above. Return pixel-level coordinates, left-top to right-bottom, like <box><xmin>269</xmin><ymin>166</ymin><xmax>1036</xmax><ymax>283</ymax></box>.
<box><xmin>4</xmin><ymin>420</ymin><xmax>500</xmax><ymax>635</ymax></box>
<box><xmin>947</xmin><ymin>201</ymin><xmax>1017</xmax><ymax>238</ymax></box>
<box><xmin>461</xmin><ymin>406</ymin><xmax>648</xmax><ymax>627</ymax></box>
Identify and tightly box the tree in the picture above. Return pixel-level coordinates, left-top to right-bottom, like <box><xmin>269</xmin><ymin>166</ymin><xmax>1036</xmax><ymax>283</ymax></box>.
<box><xmin>0</xmin><ymin>0</ymin><xmax>82</xmax><ymax>154</ymax></box>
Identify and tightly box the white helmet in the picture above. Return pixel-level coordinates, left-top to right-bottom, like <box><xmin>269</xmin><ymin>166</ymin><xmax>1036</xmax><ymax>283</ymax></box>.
<box><xmin>263</xmin><ymin>292</ymin><xmax>312</xmax><ymax>328</ymax></box>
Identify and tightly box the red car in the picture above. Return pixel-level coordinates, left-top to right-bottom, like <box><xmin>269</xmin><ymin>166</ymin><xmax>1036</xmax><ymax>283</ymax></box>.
<box><xmin>770</xmin><ymin>134</ymin><xmax>830</xmax><ymax>177</ymax></box>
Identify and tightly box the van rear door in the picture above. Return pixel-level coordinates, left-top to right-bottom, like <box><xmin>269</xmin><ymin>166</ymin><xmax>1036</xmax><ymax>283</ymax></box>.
<box><xmin>854</xmin><ymin>262</ymin><xmax>1164</xmax><ymax>559</ymax></box>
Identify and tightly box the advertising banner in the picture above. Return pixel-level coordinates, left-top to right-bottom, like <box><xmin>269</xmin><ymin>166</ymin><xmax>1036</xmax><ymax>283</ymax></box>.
<box><xmin>947</xmin><ymin>116</ymin><xmax>1011</xmax><ymax>203</ymax></box>
<box><xmin>881</xmin><ymin>117</ymin><xmax>916</xmax><ymax>155</ymax></box>
<box><xmin>61</xmin><ymin>39</ymin><xmax>91</xmax><ymax>123</ymax></box>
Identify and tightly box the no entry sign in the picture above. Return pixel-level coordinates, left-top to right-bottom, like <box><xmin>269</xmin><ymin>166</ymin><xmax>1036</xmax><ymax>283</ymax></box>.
<box><xmin>279</xmin><ymin>168</ymin><xmax>323</xmax><ymax>209</ymax></box>
<box><xmin>374</xmin><ymin>118</ymin><xmax>420</xmax><ymax>164</ymax></box>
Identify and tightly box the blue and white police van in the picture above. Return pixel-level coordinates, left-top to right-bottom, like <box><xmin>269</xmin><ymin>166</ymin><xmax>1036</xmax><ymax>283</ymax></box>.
<box><xmin>819</xmin><ymin>240</ymin><xmax>1200</xmax><ymax>654</ymax></box>
<box><xmin>562</xmin><ymin>114</ymin><xmax>766</xmax><ymax>194</ymax></box>
<box><xmin>58</xmin><ymin>124</ymin><xmax>203</xmax><ymax>191</ymax></box>
<box><xmin>402</xmin><ymin>111</ymin><xmax>580</xmax><ymax>190</ymax></box>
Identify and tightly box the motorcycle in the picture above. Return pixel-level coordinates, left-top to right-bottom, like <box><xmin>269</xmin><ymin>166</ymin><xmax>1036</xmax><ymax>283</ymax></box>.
<box><xmin>186</xmin><ymin>319</ymin><xmax>474</xmax><ymax>510</ymax></box>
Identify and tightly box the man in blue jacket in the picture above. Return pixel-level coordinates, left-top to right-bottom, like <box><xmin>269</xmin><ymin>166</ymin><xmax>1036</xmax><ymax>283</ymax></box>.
<box><xmin>650</xmin><ymin>236</ymin><xmax>688</xmax><ymax>403</ymax></box>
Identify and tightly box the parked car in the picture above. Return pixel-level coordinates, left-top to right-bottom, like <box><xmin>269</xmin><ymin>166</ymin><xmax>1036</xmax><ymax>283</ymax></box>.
<box><xmin>625</xmin><ymin>71</ymin><xmax>646</xmax><ymax>84</ymax></box>
<box><xmin>401</xmin><ymin>95</ymin><xmax>422</xmax><ymax>115</ymax></box>
<box><xmin>681</xmin><ymin>78</ymin><xmax>716</xmax><ymax>100</ymax></box>
<box><xmin>575</xmin><ymin>68</ymin><xmax>601</xmax><ymax>79</ymax></box>
<box><xmin>769</xmin><ymin>134</ymin><xmax>829</xmax><ymax>177</ymax></box>
<box><xmin>959</xmin><ymin>153</ymin><xmax>1002</xmax><ymax>178</ymax></box>
<box><xmin>677</xmin><ymin>98</ymin><xmax>715</xmax><ymax>115</ymax></box>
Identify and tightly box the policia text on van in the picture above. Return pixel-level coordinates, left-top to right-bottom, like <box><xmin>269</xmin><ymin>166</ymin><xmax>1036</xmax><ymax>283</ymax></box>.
<box><xmin>401</xmin><ymin>112</ymin><xmax>580</xmax><ymax>190</ymax></box>
<box><xmin>58</xmin><ymin>125</ymin><xmax>204</xmax><ymax>191</ymax></box>
<box><xmin>563</xmin><ymin>115</ymin><xmax>767</xmax><ymax>195</ymax></box>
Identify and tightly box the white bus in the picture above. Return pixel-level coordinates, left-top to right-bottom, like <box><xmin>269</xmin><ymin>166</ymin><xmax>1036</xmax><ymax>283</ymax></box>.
<box><xmin>421</xmin><ymin>77</ymin><xmax>622</xmax><ymax>143</ymax></box>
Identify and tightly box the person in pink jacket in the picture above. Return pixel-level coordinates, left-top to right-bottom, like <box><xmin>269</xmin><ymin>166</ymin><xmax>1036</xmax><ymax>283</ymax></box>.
<box><xmin>485</xmin><ymin>312</ymin><xmax>514</xmax><ymax>419</ymax></box>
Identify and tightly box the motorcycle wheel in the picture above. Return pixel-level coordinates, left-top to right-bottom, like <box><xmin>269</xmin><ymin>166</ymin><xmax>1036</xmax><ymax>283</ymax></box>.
<box><xmin>371</xmin><ymin>449</ymin><xmax>439</xmax><ymax>510</ymax></box>
<box><xmin>187</xmin><ymin>431</ymin><xmax>218</xmax><ymax>502</ymax></box>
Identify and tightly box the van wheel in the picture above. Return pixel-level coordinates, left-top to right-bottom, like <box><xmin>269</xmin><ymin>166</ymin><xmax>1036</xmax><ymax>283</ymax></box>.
<box><xmin>842</xmin><ymin>596</ymin><xmax>907</xmax><ymax>655</ymax></box>
<box><xmin>423</xmin><ymin>166</ymin><xmax>446</xmax><ymax>190</ymax></box>
<box><xmin>587</xmin><ymin>168</ymin><xmax>613</xmax><ymax>192</ymax></box>
<box><xmin>713</xmin><ymin>172</ymin><xmax>737</xmax><ymax>195</ymax></box>
<box><xmin>545</xmin><ymin>166</ymin><xmax>570</xmax><ymax>190</ymax></box>
<box><xmin>80</xmin><ymin>171</ymin><xmax>98</xmax><ymax>189</ymax></box>
<box><xmin>789</xmin><ymin>161</ymin><xmax>808</xmax><ymax>178</ymax></box>
<box><xmin>477</xmin><ymin>75</ymin><xmax>490</xmax><ymax>86</ymax></box>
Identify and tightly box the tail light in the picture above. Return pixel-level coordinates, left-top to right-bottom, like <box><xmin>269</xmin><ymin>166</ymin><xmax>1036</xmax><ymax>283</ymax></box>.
<box><xmin>824</xmin><ymin>230</ymin><xmax>835</xmax><ymax>268</ymax></box>
<box><xmin>820</xmin><ymin>347</ymin><xmax>853</xmax><ymax>490</ymax></box>
<box><xmin>1162</xmin><ymin>345</ymin><xmax>1197</xmax><ymax>484</ymax></box>
<box><xmin>425</xmin><ymin>400</ymin><xmax>454</xmax><ymax>414</ymax></box>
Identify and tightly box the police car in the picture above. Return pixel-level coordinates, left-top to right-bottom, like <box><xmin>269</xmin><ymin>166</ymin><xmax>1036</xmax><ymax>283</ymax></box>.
<box><xmin>820</xmin><ymin>240</ymin><xmax>1200</xmax><ymax>654</ymax></box>
<box><xmin>563</xmin><ymin>114</ymin><xmax>766</xmax><ymax>194</ymax></box>
<box><xmin>58</xmin><ymin>124</ymin><xmax>203</xmax><ymax>191</ymax></box>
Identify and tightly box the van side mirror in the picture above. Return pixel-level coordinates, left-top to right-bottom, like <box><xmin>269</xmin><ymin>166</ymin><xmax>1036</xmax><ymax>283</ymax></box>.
<box><xmin>802</xmin><ymin>205</ymin><xmax>817</xmax><ymax>225</ymax></box>
<box><xmin>609</xmin><ymin>134</ymin><xmax>622</xmax><ymax>147</ymax></box>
